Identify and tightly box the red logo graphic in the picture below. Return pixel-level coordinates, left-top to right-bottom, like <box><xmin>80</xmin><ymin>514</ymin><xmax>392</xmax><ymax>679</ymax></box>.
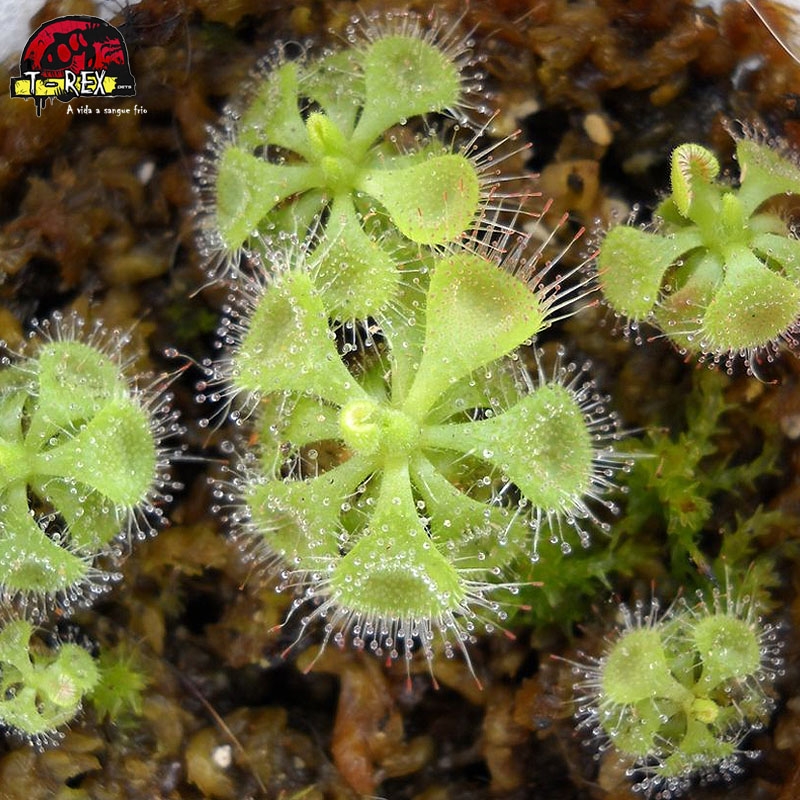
<box><xmin>9</xmin><ymin>15</ymin><xmax>136</xmax><ymax>116</ymax></box>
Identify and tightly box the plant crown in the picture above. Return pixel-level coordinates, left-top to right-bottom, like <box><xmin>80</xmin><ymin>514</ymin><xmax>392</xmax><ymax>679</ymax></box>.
<box><xmin>0</xmin><ymin>314</ymin><xmax>179</xmax><ymax>738</ymax></box>
<box><xmin>574</xmin><ymin>585</ymin><xmax>783</xmax><ymax>796</ymax></box>
<box><xmin>0</xmin><ymin>618</ymin><xmax>99</xmax><ymax>744</ymax></box>
<box><xmin>598</xmin><ymin>138</ymin><xmax>800</xmax><ymax>368</ymax></box>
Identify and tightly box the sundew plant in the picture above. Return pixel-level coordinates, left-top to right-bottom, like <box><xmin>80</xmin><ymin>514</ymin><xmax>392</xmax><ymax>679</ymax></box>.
<box><xmin>191</xmin><ymin>9</ymin><xmax>789</xmax><ymax>795</ymax></box>
<box><xmin>0</xmin><ymin>313</ymin><xmax>180</xmax><ymax>739</ymax></box>
<box><xmin>210</xmin><ymin>229</ymin><xmax>626</xmax><ymax>668</ymax></box>
<box><xmin>0</xmin><ymin>618</ymin><xmax>99</xmax><ymax>746</ymax></box>
<box><xmin>598</xmin><ymin>136</ymin><xmax>800</xmax><ymax>370</ymax></box>
<box><xmin>0</xmin><ymin>314</ymin><xmax>179</xmax><ymax>612</ymax></box>
<box><xmin>198</xmin><ymin>11</ymin><xmax>629</xmax><ymax>672</ymax></box>
<box><xmin>573</xmin><ymin>584</ymin><xmax>783</xmax><ymax>796</ymax></box>
<box><xmin>195</xmin><ymin>13</ymin><xmax>495</xmax><ymax>300</ymax></box>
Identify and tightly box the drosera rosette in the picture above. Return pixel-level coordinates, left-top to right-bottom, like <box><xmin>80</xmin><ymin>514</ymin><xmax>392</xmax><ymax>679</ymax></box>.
<box><xmin>0</xmin><ymin>614</ymin><xmax>150</xmax><ymax>746</ymax></box>
<box><xmin>0</xmin><ymin>615</ymin><xmax>99</xmax><ymax>747</ymax></box>
<box><xmin>570</xmin><ymin>580</ymin><xmax>783</xmax><ymax>797</ymax></box>
<box><xmin>597</xmin><ymin>130</ymin><xmax>800</xmax><ymax>372</ymax></box>
<box><xmin>204</xmin><ymin>212</ymin><xmax>630</xmax><ymax>675</ymax></box>
<box><xmin>193</xmin><ymin>8</ymin><xmax>521</xmax><ymax>284</ymax></box>
<box><xmin>0</xmin><ymin>311</ymin><xmax>183</xmax><ymax>618</ymax></box>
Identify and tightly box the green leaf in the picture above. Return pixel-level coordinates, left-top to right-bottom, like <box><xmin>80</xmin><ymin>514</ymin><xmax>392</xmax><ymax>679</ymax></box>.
<box><xmin>237</xmin><ymin>61</ymin><xmax>313</xmax><ymax>158</ymax></box>
<box><xmin>0</xmin><ymin>495</ymin><xmax>90</xmax><ymax>596</ymax></box>
<box><xmin>245</xmin><ymin>454</ymin><xmax>374</xmax><ymax>563</ymax></box>
<box><xmin>410</xmin><ymin>454</ymin><xmax>518</xmax><ymax>564</ymax></box>
<box><xmin>0</xmin><ymin>619</ymin><xmax>37</xmax><ymax>674</ymax></box>
<box><xmin>0</xmin><ymin>390</ymin><xmax>27</xmax><ymax>443</ymax></box>
<box><xmin>658</xmin><ymin>717</ymin><xmax>735</xmax><ymax>779</ymax></box>
<box><xmin>215</xmin><ymin>148</ymin><xmax>319</xmax><ymax>251</ymax></box>
<box><xmin>312</xmin><ymin>195</ymin><xmax>399</xmax><ymax>319</ymax></box>
<box><xmin>670</xmin><ymin>143</ymin><xmax>719</xmax><ymax>218</ymax></box>
<box><xmin>404</xmin><ymin>253</ymin><xmax>545</xmax><ymax>417</ymax></box>
<box><xmin>751</xmin><ymin>231</ymin><xmax>800</xmax><ymax>282</ymax></box>
<box><xmin>0</xmin><ymin>438</ymin><xmax>31</xmax><ymax>487</ymax></box>
<box><xmin>425</xmin><ymin>362</ymin><xmax>521</xmax><ymax>426</ymax></box>
<box><xmin>231</xmin><ymin>271</ymin><xmax>365</xmax><ymax>407</ymax></box>
<box><xmin>352</xmin><ymin>34</ymin><xmax>461</xmax><ymax>148</ymax></box>
<box><xmin>359</xmin><ymin>153</ymin><xmax>480</xmax><ymax>244</ymax></box>
<box><xmin>0</xmin><ymin>392</ymin><xmax>30</xmax><ymax>485</ymax></box>
<box><xmin>34</xmin><ymin>397</ymin><xmax>156</xmax><ymax>508</ymax></box>
<box><xmin>263</xmin><ymin>189</ymin><xmax>328</xmax><ymax>238</ymax></box>
<box><xmin>422</xmin><ymin>383</ymin><xmax>594</xmax><ymax>515</ymax></box>
<box><xmin>376</xmin><ymin>246</ymin><xmax>435</xmax><ymax>402</ymax></box>
<box><xmin>602</xmin><ymin>627</ymin><xmax>691</xmax><ymax>706</ymax></box>
<box><xmin>303</xmin><ymin>50</ymin><xmax>365</xmax><ymax>137</ymax></box>
<box><xmin>606</xmin><ymin>701</ymin><xmax>663</xmax><ymax>757</ymax></box>
<box><xmin>598</xmin><ymin>226</ymin><xmax>701</xmax><ymax>319</ymax></box>
<box><xmin>692</xmin><ymin>613</ymin><xmax>761</xmax><ymax>691</ymax></box>
<box><xmin>701</xmin><ymin>245</ymin><xmax>800</xmax><ymax>353</ymax></box>
<box><xmin>274</xmin><ymin>395</ymin><xmax>341</xmax><ymax>449</ymax></box>
<box><xmin>654</xmin><ymin>250</ymin><xmax>722</xmax><ymax>352</ymax></box>
<box><xmin>32</xmin><ymin>476</ymin><xmax>121</xmax><ymax>551</ymax></box>
<box><xmin>27</xmin><ymin>340</ymin><xmax>123</xmax><ymax>446</ymax></box>
<box><xmin>736</xmin><ymin>137</ymin><xmax>800</xmax><ymax>216</ymax></box>
<box><xmin>330</xmin><ymin>460</ymin><xmax>466</xmax><ymax>621</ymax></box>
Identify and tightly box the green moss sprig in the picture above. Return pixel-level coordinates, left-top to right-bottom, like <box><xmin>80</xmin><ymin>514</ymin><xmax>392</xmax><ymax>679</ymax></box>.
<box><xmin>89</xmin><ymin>641</ymin><xmax>149</xmax><ymax>723</ymax></box>
<box><xmin>598</xmin><ymin>135</ymin><xmax>800</xmax><ymax>370</ymax></box>
<box><xmin>613</xmin><ymin>369</ymin><xmax>781</xmax><ymax>583</ymax></box>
